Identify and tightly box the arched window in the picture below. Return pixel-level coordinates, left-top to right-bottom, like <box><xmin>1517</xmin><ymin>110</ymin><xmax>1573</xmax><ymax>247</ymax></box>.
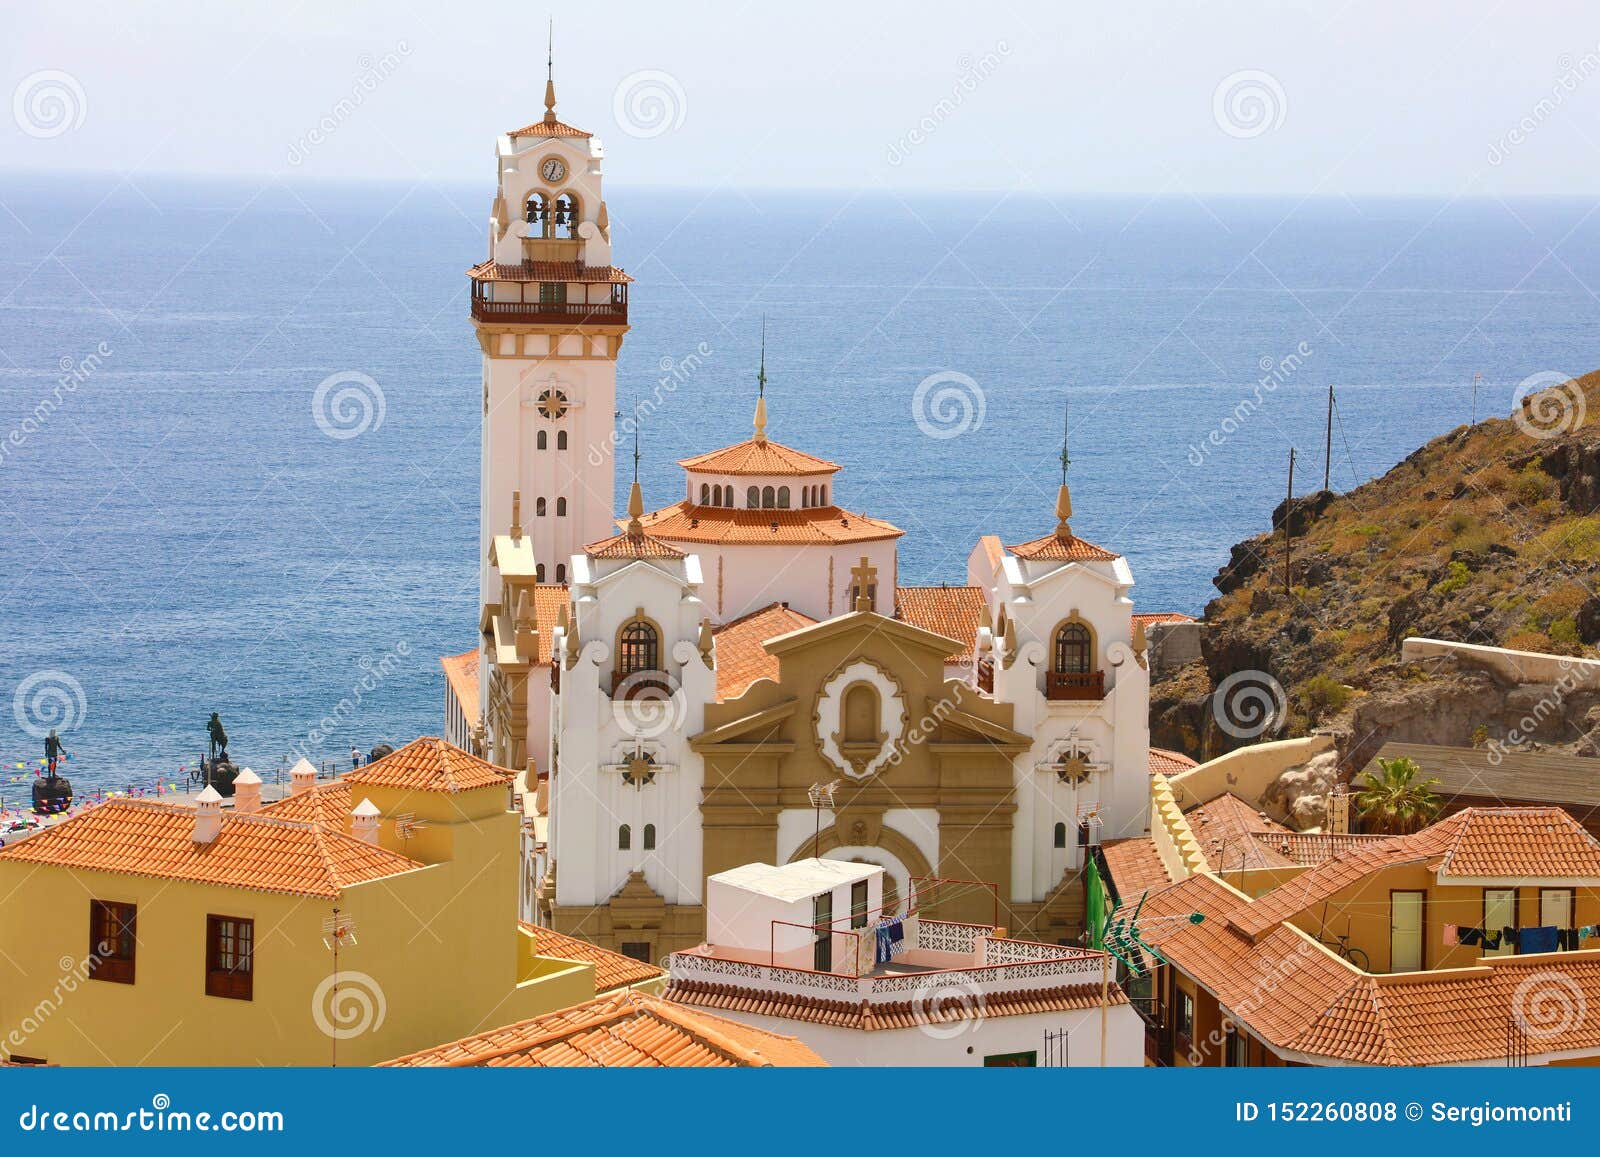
<box><xmin>537</xmin><ymin>430</ymin><xmax>548</xmax><ymax>450</ymax></box>
<box><xmin>535</xmin><ymin>497</ymin><xmax>547</xmax><ymax>517</ymax></box>
<box><xmin>536</xmin><ymin>563</ymin><xmax>546</xmax><ymax>582</ymax></box>
<box><xmin>555</xmin><ymin>562</ymin><xmax>566</xmax><ymax>583</ymax></box>
<box><xmin>1053</xmin><ymin>623</ymin><xmax>1092</xmax><ymax>674</ymax></box>
<box><xmin>618</xmin><ymin>824</ymin><xmax>631</xmax><ymax>850</ymax></box>
<box><xmin>643</xmin><ymin>823</ymin><xmax>656</xmax><ymax>851</ymax></box>
<box><xmin>820</xmin><ymin>485</ymin><xmax>829</xmax><ymax>506</ymax></box>
<box><xmin>553</xmin><ymin>192</ymin><xmax>579</xmax><ymax>239</ymax></box>
<box><xmin>700</xmin><ymin>483</ymin><xmax>709</xmax><ymax>505</ymax></box>
<box><xmin>777</xmin><ymin>486</ymin><xmax>790</xmax><ymax>509</ymax></box>
<box><xmin>526</xmin><ymin>192</ymin><xmax>549</xmax><ymax>234</ymax></box>
<box><xmin>746</xmin><ymin>486</ymin><xmax>759</xmax><ymax>508</ymax></box>
<box><xmin>618</xmin><ymin>620</ymin><xmax>660</xmax><ymax>676</ymax></box>
<box><xmin>556</xmin><ymin>497</ymin><xmax>567</xmax><ymax>516</ymax></box>
<box><xmin>557</xmin><ymin>430</ymin><xmax>568</xmax><ymax>450</ymax></box>
<box><xmin>761</xmin><ymin>485</ymin><xmax>775</xmax><ymax>508</ymax></box>
<box><xmin>842</xmin><ymin>683</ymin><xmax>880</xmax><ymax>743</ymax></box>
<box><xmin>1053</xmin><ymin>822</ymin><xmax>1067</xmax><ymax>849</ymax></box>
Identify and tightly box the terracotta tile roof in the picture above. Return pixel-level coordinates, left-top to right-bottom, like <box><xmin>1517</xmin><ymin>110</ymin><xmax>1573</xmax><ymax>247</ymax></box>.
<box><xmin>1185</xmin><ymin>793</ymin><xmax>1297</xmax><ymax>871</ymax></box>
<box><xmin>667</xmin><ymin>981</ymin><xmax>1125</xmax><ymax>1030</ymax></box>
<box><xmin>894</xmin><ymin>586</ymin><xmax>984</xmax><ymax>664</ymax></box>
<box><xmin>1008</xmin><ymin>531</ymin><xmax>1121</xmax><ymax>562</ymax></box>
<box><xmin>0</xmin><ymin>799</ymin><xmax>421</xmax><ymax>898</ymax></box>
<box><xmin>380</xmin><ymin>991</ymin><xmax>823</xmax><ymax>1068</ymax></box>
<box><xmin>1149</xmin><ymin>747</ymin><xmax>1197</xmax><ymax>776</ymax></box>
<box><xmin>531</xmin><ymin>584</ymin><xmax>570</xmax><ymax>666</ymax></box>
<box><xmin>1230</xmin><ymin>808</ymin><xmax>1600</xmax><ymax>941</ymax></box>
<box><xmin>1144</xmin><ymin>872</ymin><xmax>1600</xmax><ymax>1065</ymax></box>
<box><xmin>440</xmin><ymin>648</ymin><xmax>480</xmax><ymax>723</ymax></box>
<box><xmin>637</xmin><ymin>501</ymin><xmax>902</xmax><ymax>546</ymax></box>
<box><xmin>466</xmin><ymin>260</ymin><xmax>632</xmax><ymax>284</ymax></box>
<box><xmin>348</xmin><ymin>736</ymin><xmax>514</xmax><ymax>795</ymax></box>
<box><xmin>1132</xmin><ymin>612</ymin><xmax>1196</xmax><ymax>628</ymax></box>
<box><xmin>584</xmin><ymin>529</ymin><xmax>686</xmax><ymax>560</ymax></box>
<box><xmin>506</xmin><ymin>117</ymin><xmax>593</xmax><ymax>139</ymax></box>
<box><xmin>522</xmin><ymin>923</ymin><xmax>665</xmax><ymax>993</ymax></box>
<box><xmin>712</xmin><ymin>602</ymin><xmax>819</xmax><ymax>701</ymax></box>
<box><xmin>1437</xmin><ymin>806</ymin><xmax>1600</xmax><ymax>878</ymax></box>
<box><xmin>679</xmin><ymin>438</ymin><xmax>840</xmax><ymax>477</ymax></box>
<box><xmin>1255</xmin><ymin>831</ymin><xmax>1391</xmax><ymax>866</ymax></box>
<box><xmin>1099</xmin><ymin>836</ymin><xmax>1172</xmax><ymax>901</ymax></box>
<box><xmin>260</xmin><ymin>779</ymin><xmax>353</xmax><ymax>829</ymax></box>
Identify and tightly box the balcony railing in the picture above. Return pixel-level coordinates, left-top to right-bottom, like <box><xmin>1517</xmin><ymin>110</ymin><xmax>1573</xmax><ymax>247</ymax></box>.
<box><xmin>470</xmin><ymin>300</ymin><xmax>628</xmax><ymax>326</ymax></box>
<box><xmin>611</xmin><ymin>669</ymin><xmax>671</xmax><ymax>699</ymax></box>
<box><xmin>1046</xmin><ymin>670</ymin><xmax>1104</xmax><ymax>701</ymax></box>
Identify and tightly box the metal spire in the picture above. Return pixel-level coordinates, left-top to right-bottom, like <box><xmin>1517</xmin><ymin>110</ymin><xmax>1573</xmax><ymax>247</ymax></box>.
<box><xmin>1055</xmin><ymin>392</ymin><xmax>1073</xmax><ymax>539</ymax></box>
<box><xmin>753</xmin><ymin>318</ymin><xmax>769</xmax><ymax>444</ymax></box>
<box><xmin>1060</xmin><ymin>395</ymin><xmax>1071</xmax><ymax>485</ymax></box>
<box><xmin>543</xmin><ymin>20</ymin><xmax>558</xmax><ymax>122</ymax></box>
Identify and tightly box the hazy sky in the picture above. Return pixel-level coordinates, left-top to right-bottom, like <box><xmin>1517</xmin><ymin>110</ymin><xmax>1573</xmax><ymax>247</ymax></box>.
<box><xmin>6</xmin><ymin>0</ymin><xmax>1600</xmax><ymax>194</ymax></box>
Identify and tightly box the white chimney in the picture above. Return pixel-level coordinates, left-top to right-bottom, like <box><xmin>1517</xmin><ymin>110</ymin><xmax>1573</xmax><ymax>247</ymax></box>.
<box><xmin>233</xmin><ymin>768</ymin><xmax>262</xmax><ymax>814</ymax></box>
<box><xmin>194</xmin><ymin>786</ymin><xmax>223</xmax><ymax>844</ymax></box>
<box><xmin>289</xmin><ymin>758</ymin><xmax>318</xmax><ymax>796</ymax></box>
<box><xmin>351</xmin><ymin>798</ymin><xmax>381</xmax><ymax>845</ymax></box>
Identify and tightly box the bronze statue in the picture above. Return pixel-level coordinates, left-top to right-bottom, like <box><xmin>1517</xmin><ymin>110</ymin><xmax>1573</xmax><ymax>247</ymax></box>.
<box><xmin>44</xmin><ymin>729</ymin><xmax>64</xmax><ymax>775</ymax></box>
<box><xmin>207</xmin><ymin>712</ymin><xmax>229</xmax><ymax>760</ymax></box>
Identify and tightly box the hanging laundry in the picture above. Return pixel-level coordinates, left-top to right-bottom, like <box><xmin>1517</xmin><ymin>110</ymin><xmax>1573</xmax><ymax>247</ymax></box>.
<box><xmin>1502</xmin><ymin>926</ymin><xmax>1518</xmax><ymax>949</ymax></box>
<box><xmin>1520</xmin><ymin>925</ymin><xmax>1560</xmax><ymax>954</ymax></box>
<box><xmin>1442</xmin><ymin>923</ymin><xmax>1459</xmax><ymax>946</ymax></box>
<box><xmin>1457</xmin><ymin>926</ymin><xmax>1484</xmax><ymax>947</ymax></box>
<box><xmin>1482</xmin><ymin>930</ymin><xmax>1502</xmax><ymax>950</ymax></box>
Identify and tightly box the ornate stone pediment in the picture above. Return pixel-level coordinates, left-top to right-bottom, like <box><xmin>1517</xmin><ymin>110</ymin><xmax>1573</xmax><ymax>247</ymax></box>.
<box><xmin>814</xmin><ymin>658</ymin><xmax>907</xmax><ymax>781</ymax></box>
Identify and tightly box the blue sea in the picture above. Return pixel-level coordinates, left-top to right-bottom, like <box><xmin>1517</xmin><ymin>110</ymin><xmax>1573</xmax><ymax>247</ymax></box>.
<box><xmin>3</xmin><ymin>174</ymin><xmax>1599</xmax><ymax>793</ymax></box>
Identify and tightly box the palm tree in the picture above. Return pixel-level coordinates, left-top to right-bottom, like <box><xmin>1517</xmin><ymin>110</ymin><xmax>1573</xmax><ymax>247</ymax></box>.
<box><xmin>1354</xmin><ymin>756</ymin><xmax>1441</xmax><ymax>835</ymax></box>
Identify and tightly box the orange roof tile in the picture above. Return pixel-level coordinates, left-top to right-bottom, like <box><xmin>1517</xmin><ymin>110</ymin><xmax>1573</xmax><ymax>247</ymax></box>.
<box><xmin>380</xmin><ymin>991</ymin><xmax>823</xmax><ymax>1068</ymax></box>
<box><xmin>523</xmin><ymin>923</ymin><xmax>665</xmax><ymax>993</ymax></box>
<box><xmin>894</xmin><ymin>586</ymin><xmax>984</xmax><ymax>664</ymax></box>
<box><xmin>1185</xmin><ymin>793</ymin><xmax>1297</xmax><ymax>871</ymax></box>
<box><xmin>1099</xmin><ymin>836</ymin><xmax>1172</xmax><ymax>901</ymax></box>
<box><xmin>667</xmin><ymin>981</ymin><xmax>1125</xmax><ymax>1030</ymax></box>
<box><xmin>531</xmin><ymin>585</ymin><xmax>570</xmax><ymax>666</ymax></box>
<box><xmin>712</xmin><ymin>602</ymin><xmax>819</xmax><ymax>701</ymax></box>
<box><xmin>1254</xmin><ymin>831</ymin><xmax>1391</xmax><ymax>865</ymax></box>
<box><xmin>1133</xmin><ymin>611</ymin><xmax>1196</xmax><ymax>628</ymax></box>
<box><xmin>260</xmin><ymin>779</ymin><xmax>353</xmax><ymax>829</ymax></box>
<box><xmin>466</xmin><ymin>260</ymin><xmax>632</xmax><ymax>284</ymax></box>
<box><xmin>348</xmin><ymin>736</ymin><xmax>514</xmax><ymax>795</ymax></box>
<box><xmin>440</xmin><ymin>648</ymin><xmax>480</xmax><ymax>724</ymax></box>
<box><xmin>0</xmin><ymin>799</ymin><xmax>421</xmax><ymax>898</ymax></box>
<box><xmin>584</xmin><ymin>529</ymin><xmax>686</xmax><ymax>560</ymax></box>
<box><xmin>637</xmin><ymin>501</ymin><xmax>902</xmax><ymax>546</ymax></box>
<box><xmin>1149</xmin><ymin>747</ymin><xmax>1198</xmax><ymax>776</ymax></box>
<box><xmin>507</xmin><ymin>117</ymin><xmax>593</xmax><ymax>139</ymax></box>
<box><xmin>1008</xmin><ymin>531</ymin><xmax>1121</xmax><ymax>562</ymax></box>
<box><xmin>679</xmin><ymin>437</ymin><xmax>840</xmax><ymax>477</ymax></box>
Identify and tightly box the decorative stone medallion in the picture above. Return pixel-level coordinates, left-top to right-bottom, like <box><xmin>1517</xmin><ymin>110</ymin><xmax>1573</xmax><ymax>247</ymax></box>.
<box><xmin>813</xmin><ymin>658</ymin><xmax>908</xmax><ymax>780</ymax></box>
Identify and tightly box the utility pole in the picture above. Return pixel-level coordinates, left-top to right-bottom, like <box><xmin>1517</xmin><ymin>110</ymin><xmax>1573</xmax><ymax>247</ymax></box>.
<box><xmin>1472</xmin><ymin>372</ymin><xmax>1482</xmax><ymax>426</ymax></box>
<box><xmin>1285</xmin><ymin>447</ymin><xmax>1296</xmax><ymax>595</ymax></box>
<box><xmin>1323</xmin><ymin>384</ymin><xmax>1334</xmax><ymax>492</ymax></box>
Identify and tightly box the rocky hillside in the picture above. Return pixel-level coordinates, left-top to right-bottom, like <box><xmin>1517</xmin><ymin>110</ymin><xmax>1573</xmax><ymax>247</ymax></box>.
<box><xmin>1152</xmin><ymin>369</ymin><xmax>1600</xmax><ymax>770</ymax></box>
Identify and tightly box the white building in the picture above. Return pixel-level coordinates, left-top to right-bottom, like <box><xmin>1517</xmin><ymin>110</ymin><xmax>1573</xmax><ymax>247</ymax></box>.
<box><xmin>664</xmin><ymin>859</ymin><xmax>1145</xmax><ymax>1067</ymax></box>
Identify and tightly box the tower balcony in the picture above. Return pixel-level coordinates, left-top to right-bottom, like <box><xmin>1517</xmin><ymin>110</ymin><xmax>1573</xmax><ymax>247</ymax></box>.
<box><xmin>470</xmin><ymin>299</ymin><xmax>628</xmax><ymax>326</ymax></box>
<box><xmin>1045</xmin><ymin>670</ymin><xmax>1104</xmax><ymax>701</ymax></box>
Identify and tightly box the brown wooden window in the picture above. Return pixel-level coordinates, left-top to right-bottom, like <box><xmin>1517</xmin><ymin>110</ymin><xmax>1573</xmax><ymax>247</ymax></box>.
<box><xmin>618</xmin><ymin>621</ymin><xmax>659</xmax><ymax>676</ymax></box>
<box><xmin>88</xmin><ymin>900</ymin><xmax>136</xmax><ymax>984</ymax></box>
<box><xmin>1053</xmin><ymin>623</ymin><xmax>1092</xmax><ymax>674</ymax></box>
<box><xmin>205</xmin><ymin>915</ymin><xmax>254</xmax><ymax>1000</ymax></box>
<box><xmin>851</xmin><ymin>880</ymin><xmax>870</xmax><ymax>929</ymax></box>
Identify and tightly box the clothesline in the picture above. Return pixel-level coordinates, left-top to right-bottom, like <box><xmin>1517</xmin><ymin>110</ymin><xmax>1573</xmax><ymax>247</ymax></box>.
<box><xmin>1443</xmin><ymin>923</ymin><xmax>1597</xmax><ymax>952</ymax></box>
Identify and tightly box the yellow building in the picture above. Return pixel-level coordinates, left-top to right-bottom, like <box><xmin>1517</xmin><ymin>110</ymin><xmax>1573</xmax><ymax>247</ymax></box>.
<box><xmin>0</xmin><ymin>737</ymin><xmax>614</xmax><ymax>1066</ymax></box>
<box><xmin>1096</xmin><ymin>773</ymin><xmax>1600</xmax><ymax>1066</ymax></box>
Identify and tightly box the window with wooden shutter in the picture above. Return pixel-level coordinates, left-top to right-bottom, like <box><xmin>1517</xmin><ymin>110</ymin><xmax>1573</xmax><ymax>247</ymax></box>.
<box><xmin>205</xmin><ymin>915</ymin><xmax>254</xmax><ymax>1000</ymax></box>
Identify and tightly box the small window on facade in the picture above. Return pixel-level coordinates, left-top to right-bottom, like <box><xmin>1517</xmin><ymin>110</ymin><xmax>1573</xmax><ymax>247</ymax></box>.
<box><xmin>746</xmin><ymin>486</ymin><xmax>759</xmax><ymax>508</ymax></box>
<box><xmin>556</xmin><ymin>497</ymin><xmax>567</xmax><ymax>516</ymax></box>
<box><xmin>1054</xmin><ymin>623</ymin><xmax>1091</xmax><ymax>674</ymax></box>
<box><xmin>821</xmin><ymin>485</ymin><xmax>829</xmax><ymax>505</ymax></box>
<box><xmin>205</xmin><ymin>915</ymin><xmax>254</xmax><ymax>1001</ymax></box>
<box><xmin>851</xmin><ymin>880</ymin><xmax>869</xmax><ymax>929</ymax></box>
<box><xmin>537</xmin><ymin>430</ymin><xmax>548</xmax><ymax>450</ymax></box>
<box><xmin>1175</xmin><ymin>990</ymin><xmax>1195</xmax><ymax>1041</ymax></box>
<box><xmin>777</xmin><ymin>486</ymin><xmax>790</xmax><ymax>509</ymax></box>
<box><xmin>643</xmin><ymin>823</ymin><xmax>656</xmax><ymax>851</ymax></box>
<box><xmin>700</xmin><ymin>484</ymin><xmax>709</xmax><ymax>505</ymax></box>
<box><xmin>88</xmin><ymin>900</ymin><xmax>137</xmax><ymax>984</ymax></box>
<box><xmin>618</xmin><ymin>825</ymin><xmax>631</xmax><ymax>850</ymax></box>
<box><xmin>761</xmin><ymin>485</ymin><xmax>775</xmax><ymax>508</ymax></box>
<box><xmin>557</xmin><ymin>430</ymin><xmax>568</xmax><ymax>450</ymax></box>
<box><xmin>536</xmin><ymin>563</ymin><xmax>546</xmax><ymax>582</ymax></box>
<box><xmin>539</xmin><ymin>281</ymin><xmax>567</xmax><ymax>305</ymax></box>
<box><xmin>555</xmin><ymin>563</ymin><xmax>566</xmax><ymax>583</ymax></box>
<box><xmin>619</xmin><ymin>620</ymin><xmax>660</xmax><ymax>676</ymax></box>
<box><xmin>536</xmin><ymin>497</ymin><xmax>547</xmax><ymax>517</ymax></box>
<box><xmin>1053</xmin><ymin>822</ymin><xmax>1067</xmax><ymax>849</ymax></box>
<box><xmin>620</xmin><ymin>942</ymin><xmax>652</xmax><ymax>963</ymax></box>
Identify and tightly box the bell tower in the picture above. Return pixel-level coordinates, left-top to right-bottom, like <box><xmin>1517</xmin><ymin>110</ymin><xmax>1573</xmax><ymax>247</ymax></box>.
<box><xmin>471</xmin><ymin>49</ymin><xmax>630</xmax><ymax>605</ymax></box>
